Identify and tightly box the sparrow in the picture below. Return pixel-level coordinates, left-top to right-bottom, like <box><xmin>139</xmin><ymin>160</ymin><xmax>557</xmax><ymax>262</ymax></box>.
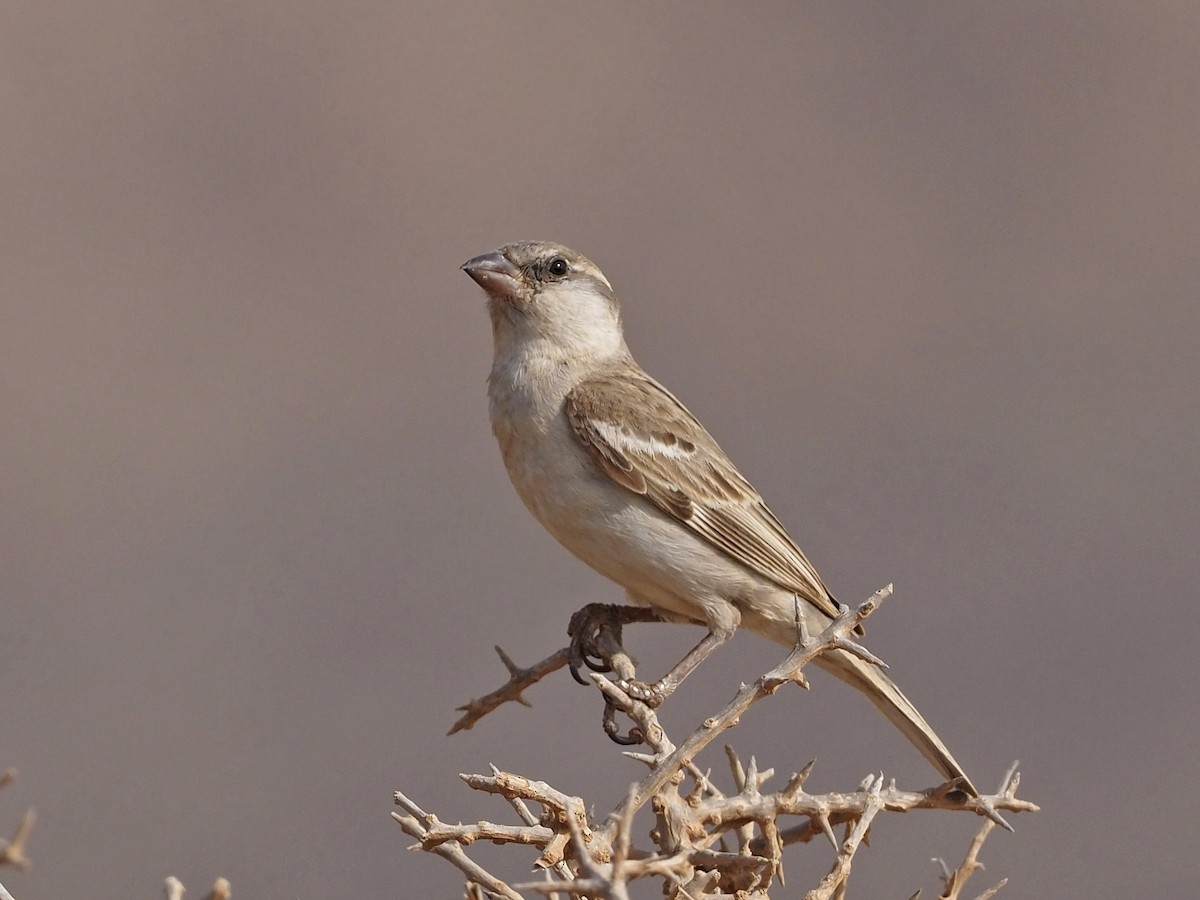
<box><xmin>462</xmin><ymin>240</ymin><xmax>976</xmax><ymax>794</ymax></box>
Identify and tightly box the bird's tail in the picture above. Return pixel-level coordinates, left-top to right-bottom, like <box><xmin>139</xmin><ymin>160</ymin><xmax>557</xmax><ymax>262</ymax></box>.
<box><xmin>814</xmin><ymin>647</ymin><xmax>978</xmax><ymax>796</ymax></box>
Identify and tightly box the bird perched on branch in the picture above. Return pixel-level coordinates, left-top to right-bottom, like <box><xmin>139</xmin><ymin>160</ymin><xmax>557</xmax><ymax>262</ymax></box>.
<box><xmin>462</xmin><ymin>240</ymin><xmax>976</xmax><ymax>794</ymax></box>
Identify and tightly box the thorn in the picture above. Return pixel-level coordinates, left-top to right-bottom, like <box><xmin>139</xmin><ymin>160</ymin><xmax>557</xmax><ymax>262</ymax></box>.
<box><xmin>783</xmin><ymin>759</ymin><xmax>816</xmax><ymax>801</ymax></box>
<box><xmin>980</xmin><ymin>800</ymin><xmax>1015</xmax><ymax>833</ymax></box>
<box><xmin>816</xmin><ymin>811</ymin><xmax>838</xmax><ymax>850</ymax></box>
<box><xmin>494</xmin><ymin>645</ymin><xmax>521</xmax><ymax>675</ymax></box>
<box><xmin>745</xmin><ymin>756</ymin><xmax>759</xmax><ymax>790</ymax></box>
<box><xmin>831</xmin><ymin>637</ymin><xmax>889</xmax><ymax>669</ymax></box>
<box><xmin>621</xmin><ymin>751</ymin><xmax>658</xmax><ymax>765</ymax></box>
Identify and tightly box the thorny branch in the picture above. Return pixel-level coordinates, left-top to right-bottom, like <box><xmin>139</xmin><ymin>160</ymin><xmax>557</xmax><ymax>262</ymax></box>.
<box><xmin>0</xmin><ymin>769</ymin><xmax>34</xmax><ymax>874</ymax></box>
<box><xmin>933</xmin><ymin>762</ymin><xmax>1024</xmax><ymax>900</ymax></box>
<box><xmin>805</xmin><ymin>774</ymin><xmax>886</xmax><ymax>900</ymax></box>
<box><xmin>449</xmin><ymin>646</ymin><xmax>572</xmax><ymax>735</ymax></box>
<box><xmin>397</xmin><ymin>587</ymin><xmax>1038</xmax><ymax>898</ymax></box>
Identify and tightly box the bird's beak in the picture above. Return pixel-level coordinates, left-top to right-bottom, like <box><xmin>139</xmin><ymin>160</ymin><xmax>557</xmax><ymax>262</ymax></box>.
<box><xmin>461</xmin><ymin>250</ymin><xmax>523</xmax><ymax>299</ymax></box>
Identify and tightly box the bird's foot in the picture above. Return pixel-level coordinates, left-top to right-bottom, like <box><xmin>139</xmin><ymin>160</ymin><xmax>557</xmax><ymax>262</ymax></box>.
<box><xmin>566</xmin><ymin>603</ymin><xmax>661</xmax><ymax>686</ymax></box>
<box><xmin>567</xmin><ymin>603</ymin><xmax>622</xmax><ymax>684</ymax></box>
<box><xmin>566</xmin><ymin>603</ymin><xmax>668</xmax><ymax>745</ymax></box>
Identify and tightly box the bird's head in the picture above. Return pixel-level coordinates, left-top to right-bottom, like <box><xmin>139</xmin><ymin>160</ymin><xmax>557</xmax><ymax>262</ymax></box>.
<box><xmin>462</xmin><ymin>241</ymin><xmax>625</xmax><ymax>365</ymax></box>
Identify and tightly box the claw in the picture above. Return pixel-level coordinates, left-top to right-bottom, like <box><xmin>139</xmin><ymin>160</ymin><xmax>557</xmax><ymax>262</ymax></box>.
<box><xmin>602</xmin><ymin>700</ymin><xmax>645</xmax><ymax>746</ymax></box>
<box><xmin>584</xmin><ymin>654</ymin><xmax>612</xmax><ymax>673</ymax></box>
<box><xmin>567</xmin><ymin>604</ymin><xmax>623</xmax><ymax>684</ymax></box>
<box><xmin>568</xmin><ymin>634</ymin><xmax>611</xmax><ymax>684</ymax></box>
<box><xmin>565</xmin><ymin>603</ymin><xmax>668</xmax><ymax>743</ymax></box>
<box><xmin>568</xmin><ymin>657</ymin><xmax>591</xmax><ymax>685</ymax></box>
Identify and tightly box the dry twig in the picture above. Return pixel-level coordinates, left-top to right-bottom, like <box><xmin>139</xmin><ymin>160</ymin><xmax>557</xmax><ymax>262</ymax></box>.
<box><xmin>393</xmin><ymin>789</ymin><xmax>526</xmax><ymax>900</ymax></box>
<box><xmin>805</xmin><ymin>775</ymin><xmax>886</xmax><ymax>900</ymax></box>
<box><xmin>934</xmin><ymin>762</ymin><xmax>1023</xmax><ymax>900</ymax></box>
<box><xmin>398</xmin><ymin>587</ymin><xmax>1038</xmax><ymax>898</ymax></box>
<box><xmin>449</xmin><ymin>647</ymin><xmax>572</xmax><ymax>735</ymax></box>
<box><xmin>0</xmin><ymin>770</ymin><xmax>34</xmax><ymax>873</ymax></box>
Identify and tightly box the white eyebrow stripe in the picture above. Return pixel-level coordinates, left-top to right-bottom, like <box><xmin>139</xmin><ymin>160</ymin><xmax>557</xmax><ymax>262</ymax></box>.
<box><xmin>592</xmin><ymin>419</ymin><xmax>694</xmax><ymax>460</ymax></box>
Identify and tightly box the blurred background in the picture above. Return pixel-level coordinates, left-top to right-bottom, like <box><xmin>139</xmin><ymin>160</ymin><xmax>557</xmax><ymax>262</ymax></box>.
<box><xmin>3</xmin><ymin>2</ymin><xmax>1197</xmax><ymax>896</ymax></box>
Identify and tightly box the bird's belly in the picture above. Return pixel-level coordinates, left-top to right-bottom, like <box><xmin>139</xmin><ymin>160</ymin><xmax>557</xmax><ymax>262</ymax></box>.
<box><xmin>496</xmin><ymin>421</ymin><xmax>772</xmax><ymax>622</ymax></box>
<box><xmin>488</xmin><ymin>399</ymin><xmax>806</xmax><ymax>639</ymax></box>
<box><xmin>556</xmin><ymin>495</ymin><xmax>807</xmax><ymax>641</ymax></box>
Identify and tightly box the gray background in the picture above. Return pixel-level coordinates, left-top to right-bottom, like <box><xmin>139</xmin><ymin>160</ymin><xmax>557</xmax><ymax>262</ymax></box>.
<box><xmin>4</xmin><ymin>3</ymin><xmax>1197</xmax><ymax>897</ymax></box>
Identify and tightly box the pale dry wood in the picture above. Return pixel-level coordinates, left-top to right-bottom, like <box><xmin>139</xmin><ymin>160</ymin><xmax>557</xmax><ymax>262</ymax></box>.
<box><xmin>725</xmin><ymin>747</ymin><xmax>759</xmax><ymax>860</ymax></box>
<box><xmin>512</xmin><ymin>786</ymin><xmax>753</xmax><ymax>900</ymax></box>
<box><xmin>420</xmin><ymin>820</ymin><xmax>556</xmax><ymax>849</ymax></box>
<box><xmin>694</xmin><ymin>779</ymin><xmax>1036</xmax><ymax>839</ymax></box>
<box><xmin>0</xmin><ymin>809</ymin><xmax>33</xmax><ymax>872</ymax></box>
<box><xmin>495</xmin><ymin>764</ymin><xmax>576</xmax><ymax>883</ymax></box>
<box><xmin>393</xmin><ymin>790</ymin><xmax>526</xmax><ymax>900</ymax></box>
<box><xmin>0</xmin><ymin>771</ymin><xmax>33</xmax><ymax>873</ymax></box>
<box><xmin>595</xmin><ymin>586</ymin><xmax>895</xmax><ymax>855</ymax></box>
<box><xmin>457</xmin><ymin>770</ymin><xmax>595</xmax><ymax>872</ymax></box>
<box><xmin>805</xmin><ymin>775</ymin><xmax>886</xmax><ymax>900</ymax></box>
<box><xmin>402</xmin><ymin>587</ymin><xmax>1039</xmax><ymax>898</ymax></box>
<box><xmin>406</xmin><ymin>760</ymin><xmax>1032</xmax><ymax>897</ymax></box>
<box><xmin>935</xmin><ymin>763</ymin><xmax>1022</xmax><ymax>900</ymax></box>
<box><xmin>449</xmin><ymin>646</ymin><xmax>572</xmax><ymax>735</ymax></box>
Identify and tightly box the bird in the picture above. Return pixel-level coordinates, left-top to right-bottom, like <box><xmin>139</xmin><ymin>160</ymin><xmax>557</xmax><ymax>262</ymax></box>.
<box><xmin>462</xmin><ymin>240</ymin><xmax>976</xmax><ymax>794</ymax></box>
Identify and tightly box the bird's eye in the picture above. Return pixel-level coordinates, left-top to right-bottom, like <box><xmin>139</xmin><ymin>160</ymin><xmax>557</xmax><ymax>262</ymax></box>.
<box><xmin>547</xmin><ymin>257</ymin><xmax>569</xmax><ymax>278</ymax></box>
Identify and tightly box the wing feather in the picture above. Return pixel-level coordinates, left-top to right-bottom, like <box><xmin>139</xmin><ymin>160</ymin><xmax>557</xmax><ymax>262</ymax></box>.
<box><xmin>566</xmin><ymin>367</ymin><xmax>843</xmax><ymax>623</ymax></box>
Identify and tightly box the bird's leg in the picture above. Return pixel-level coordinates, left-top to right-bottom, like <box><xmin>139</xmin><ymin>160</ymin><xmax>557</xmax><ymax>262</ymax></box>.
<box><xmin>567</xmin><ymin>604</ymin><xmax>731</xmax><ymax>743</ymax></box>
<box><xmin>568</xmin><ymin>603</ymin><xmax>671</xmax><ymax>745</ymax></box>
<box><xmin>617</xmin><ymin>626</ymin><xmax>735</xmax><ymax>707</ymax></box>
<box><xmin>567</xmin><ymin>603</ymin><xmax>663</xmax><ymax>685</ymax></box>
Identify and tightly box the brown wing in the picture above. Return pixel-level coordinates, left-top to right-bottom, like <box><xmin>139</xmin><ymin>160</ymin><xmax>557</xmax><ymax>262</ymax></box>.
<box><xmin>566</xmin><ymin>367</ymin><xmax>843</xmax><ymax>622</ymax></box>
